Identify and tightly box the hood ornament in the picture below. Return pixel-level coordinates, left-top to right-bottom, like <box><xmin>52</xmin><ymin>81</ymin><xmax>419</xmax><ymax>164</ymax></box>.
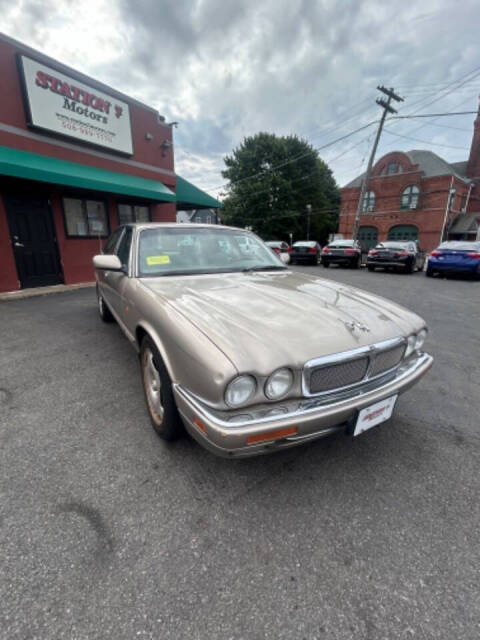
<box><xmin>344</xmin><ymin>320</ymin><xmax>371</xmax><ymax>333</ymax></box>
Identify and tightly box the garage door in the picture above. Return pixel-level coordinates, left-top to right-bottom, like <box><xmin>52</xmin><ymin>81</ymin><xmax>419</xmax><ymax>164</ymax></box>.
<box><xmin>388</xmin><ymin>225</ymin><xmax>418</xmax><ymax>242</ymax></box>
<box><xmin>358</xmin><ymin>226</ymin><xmax>378</xmax><ymax>250</ymax></box>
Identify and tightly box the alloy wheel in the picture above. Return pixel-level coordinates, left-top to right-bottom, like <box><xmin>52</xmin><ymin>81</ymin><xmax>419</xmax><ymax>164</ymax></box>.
<box><xmin>143</xmin><ymin>347</ymin><xmax>164</xmax><ymax>423</ymax></box>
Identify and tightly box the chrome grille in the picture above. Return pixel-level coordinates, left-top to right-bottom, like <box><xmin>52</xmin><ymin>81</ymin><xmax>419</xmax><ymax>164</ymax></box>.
<box><xmin>370</xmin><ymin>343</ymin><xmax>405</xmax><ymax>377</ymax></box>
<box><xmin>304</xmin><ymin>338</ymin><xmax>406</xmax><ymax>396</ymax></box>
<box><xmin>309</xmin><ymin>356</ymin><xmax>369</xmax><ymax>394</ymax></box>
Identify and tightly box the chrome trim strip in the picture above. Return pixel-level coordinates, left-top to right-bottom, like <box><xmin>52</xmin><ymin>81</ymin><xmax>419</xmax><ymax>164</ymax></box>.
<box><xmin>174</xmin><ymin>352</ymin><xmax>430</xmax><ymax>429</ymax></box>
<box><xmin>302</xmin><ymin>336</ymin><xmax>406</xmax><ymax>398</ymax></box>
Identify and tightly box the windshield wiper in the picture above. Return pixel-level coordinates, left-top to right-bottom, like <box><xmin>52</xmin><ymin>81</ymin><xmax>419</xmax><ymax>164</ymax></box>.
<box><xmin>241</xmin><ymin>265</ymin><xmax>287</xmax><ymax>273</ymax></box>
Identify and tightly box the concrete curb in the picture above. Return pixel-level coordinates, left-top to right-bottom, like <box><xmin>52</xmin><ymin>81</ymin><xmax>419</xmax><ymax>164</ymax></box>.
<box><xmin>0</xmin><ymin>282</ymin><xmax>95</xmax><ymax>302</ymax></box>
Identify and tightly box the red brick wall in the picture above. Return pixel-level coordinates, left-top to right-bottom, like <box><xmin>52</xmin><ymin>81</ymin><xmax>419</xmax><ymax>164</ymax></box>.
<box><xmin>0</xmin><ymin>196</ymin><xmax>20</xmax><ymax>292</ymax></box>
<box><xmin>0</xmin><ymin>38</ymin><xmax>174</xmax><ymax>181</ymax></box>
<box><xmin>339</xmin><ymin>152</ymin><xmax>471</xmax><ymax>253</ymax></box>
<box><xmin>0</xmin><ymin>35</ymin><xmax>177</xmax><ymax>292</ymax></box>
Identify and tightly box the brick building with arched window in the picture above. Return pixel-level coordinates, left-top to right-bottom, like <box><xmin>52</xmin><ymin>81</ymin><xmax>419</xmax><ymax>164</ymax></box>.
<box><xmin>338</xmin><ymin>110</ymin><xmax>480</xmax><ymax>252</ymax></box>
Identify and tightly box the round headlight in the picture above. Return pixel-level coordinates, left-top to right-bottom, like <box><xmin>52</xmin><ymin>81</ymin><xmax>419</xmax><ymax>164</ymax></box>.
<box><xmin>225</xmin><ymin>375</ymin><xmax>256</xmax><ymax>407</ymax></box>
<box><xmin>404</xmin><ymin>334</ymin><xmax>417</xmax><ymax>358</ymax></box>
<box><xmin>415</xmin><ymin>328</ymin><xmax>427</xmax><ymax>351</ymax></box>
<box><xmin>265</xmin><ymin>368</ymin><xmax>294</xmax><ymax>400</ymax></box>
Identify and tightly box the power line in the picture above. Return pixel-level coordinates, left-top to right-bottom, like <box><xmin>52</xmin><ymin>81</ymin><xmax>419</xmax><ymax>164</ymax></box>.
<box><xmin>383</xmin><ymin>128</ymin><xmax>470</xmax><ymax>150</ymax></box>
<box><xmin>389</xmin><ymin>110</ymin><xmax>477</xmax><ymax>120</ymax></box>
<box><xmin>208</xmin><ymin>118</ymin><xmax>379</xmax><ymax>194</ymax></box>
<box><xmin>351</xmin><ymin>86</ymin><xmax>404</xmax><ymax>240</ymax></box>
<box><xmin>377</xmin><ymin>96</ymin><xmax>478</xmax><ymax>157</ymax></box>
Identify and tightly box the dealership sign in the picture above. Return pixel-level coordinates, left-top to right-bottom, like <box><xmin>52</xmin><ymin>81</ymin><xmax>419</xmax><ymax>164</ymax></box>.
<box><xmin>18</xmin><ymin>55</ymin><xmax>133</xmax><ymax>154</ymax></box>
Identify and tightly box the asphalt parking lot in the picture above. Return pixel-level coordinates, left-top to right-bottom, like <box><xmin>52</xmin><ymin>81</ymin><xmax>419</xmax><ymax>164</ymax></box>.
<box><xmin>1</xmin><ymin>267</ymin><xmax>479</xmax><ymax>640</ymax></box>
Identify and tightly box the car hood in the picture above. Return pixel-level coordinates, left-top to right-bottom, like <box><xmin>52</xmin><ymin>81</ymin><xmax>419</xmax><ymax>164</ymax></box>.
<box><xmin>141</xmin><ymin>270</ymin><xmax>424</xmax><ymax>374</ymax></box>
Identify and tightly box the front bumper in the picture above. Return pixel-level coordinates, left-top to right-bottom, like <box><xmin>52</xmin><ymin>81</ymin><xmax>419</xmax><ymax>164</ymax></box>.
<box><xmin>173</xmin><ymin>352</ymin><xmax>433</xmax><ymax>458</ymax></box>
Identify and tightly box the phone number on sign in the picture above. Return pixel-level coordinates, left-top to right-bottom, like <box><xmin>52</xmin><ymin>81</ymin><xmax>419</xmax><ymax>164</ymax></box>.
<box><xmin>60</xmin><ymin>121</ymin><xmax>113</xmax><ymax>143</ymax></box>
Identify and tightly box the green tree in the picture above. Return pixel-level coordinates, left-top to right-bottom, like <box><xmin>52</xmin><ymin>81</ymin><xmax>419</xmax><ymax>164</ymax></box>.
<box><xmin>221</xmin><ymin>132</ymin><xmax>340</xmax><ymax>244</ymax></box>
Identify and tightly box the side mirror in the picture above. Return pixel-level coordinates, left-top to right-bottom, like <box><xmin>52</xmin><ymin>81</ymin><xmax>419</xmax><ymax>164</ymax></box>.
<box><xmin>93</xmin><ymin>254</ymin><xmax>123</xmax><ymax>271</ymax></box>
<box><xmin>279</xmin><ymin>252</ymin><xmax>290</xmax><ymax>264</ymax></box>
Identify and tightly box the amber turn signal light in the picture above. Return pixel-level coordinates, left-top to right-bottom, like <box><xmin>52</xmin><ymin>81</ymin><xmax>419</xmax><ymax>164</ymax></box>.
<box><xmin>247</xmin><ymin>426</ymin><xmax>298</xmax><ymax>445</ymax></box>
<box><xmin>193</xmin><ymin>418</ymin><xmax>207</xmax><ymax>434</ymax></box>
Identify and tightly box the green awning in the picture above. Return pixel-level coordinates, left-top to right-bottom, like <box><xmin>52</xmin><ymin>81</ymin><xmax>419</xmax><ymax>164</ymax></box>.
<box><xmin>175</xmin><ymin>175</ymin><xmax>222</xmax><ymax>209</ymax></box>
<box><xmin>0</xmin><ymin>146</ymin><xmax>175</xmax><ymax>202</ymax></box>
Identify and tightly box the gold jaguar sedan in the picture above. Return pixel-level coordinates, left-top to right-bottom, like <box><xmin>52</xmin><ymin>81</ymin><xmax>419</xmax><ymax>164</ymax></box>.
<box><xmin>93</xmin><ymin>223</ymin><xmax>433</xmax><ymax>458</ymax></box>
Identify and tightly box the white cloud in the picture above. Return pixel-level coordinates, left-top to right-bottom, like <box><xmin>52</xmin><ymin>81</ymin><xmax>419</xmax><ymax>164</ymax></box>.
<box><xmin>1</xmin><ymin>0</ymin><xmax>480</xmax><ymax>193</ymax></box>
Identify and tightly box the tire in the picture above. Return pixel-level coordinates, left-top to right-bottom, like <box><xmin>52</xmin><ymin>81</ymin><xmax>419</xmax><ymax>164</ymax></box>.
<box><xmin>352</xmin><ymin>257</ymin><xmax>360</xmax><ymax>269</ymax></box>
<box><xmin>322</xmin><ymin>261</ymin><xmax>330</xmax><ymax>268</ymax></box>
<box><xmin>290</xmin><ymin>259</ymin><xmax>296</xmax><ymax>265</ymax></box>
<box><xmin>367</xmin><ymin>265</ymin><xmax>375</xmax><ymax>272</ymax></box>
<box><xmin>96</xmin><ymin>285</ymin><xmax>114</xmax><ymax>323</ymax></box>
<box><xmin>405</xmin><ymin>260</ymin><xmax>414</xmax><ymax>274</ymax></box>
<box><xmin>426</xmin><ymin>267</ymin><xmax>434</xmax><ymax>277</ymax></box>
<box><xmin>140</xmin><ymin>336</ymin><xmax>184</xmax><ymax>441</ymax></box>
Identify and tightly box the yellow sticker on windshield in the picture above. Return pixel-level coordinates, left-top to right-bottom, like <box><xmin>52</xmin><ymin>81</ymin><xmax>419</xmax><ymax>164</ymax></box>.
<box><xmin>146</xmin><ymin>255</ymin><xmax>170</xmax><ymax>265</ymax></box>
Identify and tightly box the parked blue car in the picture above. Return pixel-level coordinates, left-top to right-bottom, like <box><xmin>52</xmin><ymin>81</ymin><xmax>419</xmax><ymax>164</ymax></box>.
<box><xmin>426</xmin><ymin>241</ymin><xmax>480</xmax><ymax>278</ymax></box>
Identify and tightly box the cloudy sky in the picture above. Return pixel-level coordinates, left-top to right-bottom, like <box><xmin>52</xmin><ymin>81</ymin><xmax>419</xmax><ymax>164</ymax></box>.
<box><xmin>2</xmin><ymin>0</ymin><xmax>480</xmax><ymax>197</ymax></box>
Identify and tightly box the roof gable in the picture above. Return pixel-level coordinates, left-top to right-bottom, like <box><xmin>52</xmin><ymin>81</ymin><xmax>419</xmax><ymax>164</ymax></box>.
<box><xmin>343</xmin><ymin>149</ymin><xmax>470</xmax><ymax>188</ymax></box>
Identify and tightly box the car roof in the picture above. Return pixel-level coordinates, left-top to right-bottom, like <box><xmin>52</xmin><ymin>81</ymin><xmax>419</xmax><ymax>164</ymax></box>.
<box><xmin>126</xmin><ymin>222</ymin><xmax>251</xmax><ymax>233</ymax></box>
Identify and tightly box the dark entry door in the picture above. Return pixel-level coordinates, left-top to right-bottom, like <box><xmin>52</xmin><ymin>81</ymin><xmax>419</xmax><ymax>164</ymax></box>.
<box><xmin>4</xmin><ymin>195</ymin><xmax>63</xmax><ymax>288</ymax></box>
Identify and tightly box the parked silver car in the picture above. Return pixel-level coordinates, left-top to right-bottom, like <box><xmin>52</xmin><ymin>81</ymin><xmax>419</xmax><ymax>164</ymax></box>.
<box><xmin>93</xmin><ymin>223</ymin><xmax>433</xmax><ymax>458</ymax></box>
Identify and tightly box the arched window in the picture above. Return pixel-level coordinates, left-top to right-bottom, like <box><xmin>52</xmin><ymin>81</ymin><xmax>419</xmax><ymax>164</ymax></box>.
<box><xmin>401</xmin><ymin>185</ymin><xmax>419</xmax><ymax>210</ymax></box>
<box><xmin>362</xmin><ymin>190</ymin><xmax>375</xmax><ymax>212</ymax></box>
<box><xmin>381</xmin><ymin>162</ymin><xmax>403</xmax><ymax>176</ymax></box>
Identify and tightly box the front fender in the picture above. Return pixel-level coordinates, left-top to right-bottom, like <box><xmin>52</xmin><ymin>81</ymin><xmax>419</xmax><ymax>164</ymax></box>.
<box><xmin>133</xmin><ymin>294</ymin><xmax>238</xmax><ymax>409</ymax></box>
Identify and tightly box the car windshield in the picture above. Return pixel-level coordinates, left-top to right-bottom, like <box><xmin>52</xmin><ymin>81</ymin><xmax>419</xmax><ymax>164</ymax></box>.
<box><xmin>438</xmin><ymin>241</ymin><xmax>480</xmax><ymax>251</ymax></box>
<box><xmin>376</xmin><ymin>242</ymin><xmax>409</xmax><ymax>250</ymax></box>
<box><xmin>137</xmin><ymin>227</ymin><xmax>286</xmax><ymax>277</ymax></box>
<box><xmin>328</xmin><ymin>240</ymin><xmax>354</xmax><ymax>247</ymax></box>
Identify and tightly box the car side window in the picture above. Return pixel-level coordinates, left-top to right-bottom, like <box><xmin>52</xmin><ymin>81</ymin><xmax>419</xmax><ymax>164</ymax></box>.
<box><xmin>116</xmin><ymin>227</ymin><xmax>133</xmax><ymax>271</ymax></box>
<box><xmin>103</xmin><ymin>228</ymin><xmax>123</xmax><ymax>255</ymax></box>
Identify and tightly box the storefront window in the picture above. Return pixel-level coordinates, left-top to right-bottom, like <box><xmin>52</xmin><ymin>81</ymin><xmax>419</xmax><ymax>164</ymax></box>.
<box><xmin>118</xmin><ymin>203</ymin><xmax>151</xmax><ymax>225</ymax></box>
<box><xmin>63</xmin><ymin>197</ymin><xmax>109</xmax><ymax>237</ymax></box>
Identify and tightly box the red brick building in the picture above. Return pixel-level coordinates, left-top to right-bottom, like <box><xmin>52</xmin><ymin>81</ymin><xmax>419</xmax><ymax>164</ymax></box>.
<box><xmin>338</xmin><ymin>112</ymin><xmax>480</xmax><ymax>252</ymax></box>
<box><xmin>0</xmin><ymin>34</ymin><xmax>219</xmax><ymax>293</ymax></box>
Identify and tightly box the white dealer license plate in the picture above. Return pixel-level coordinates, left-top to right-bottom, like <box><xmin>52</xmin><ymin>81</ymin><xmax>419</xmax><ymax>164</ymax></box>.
<box><xmin>354</xmin><ymin>395</ymin><xmax>398</xmax><ymax>436</ymax></box>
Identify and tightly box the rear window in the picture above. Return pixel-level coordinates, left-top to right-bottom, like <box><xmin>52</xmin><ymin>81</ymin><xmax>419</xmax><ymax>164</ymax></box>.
<box><xmin>438</xmin><ymin>241</ymin><xmax>480</xmax><ymax>251</ymax></box>
<box><xmin>376</xmin><ymin>242</ymin><xmax>409</xmax><ymax>250</ymax></box>
<box><xmin>265</xmin><ymin>241</ymin><xmax>282</xmax><ymax>248</ymax></box>
<box><xmin>328</xmin><ymin>240</ymin><xmax>354</xmax><ymax>248</ymax></box>
<box><xmin>293</xmin><ymin>241</ymin><xmax>316</xmax><ymax>247</ymax></box>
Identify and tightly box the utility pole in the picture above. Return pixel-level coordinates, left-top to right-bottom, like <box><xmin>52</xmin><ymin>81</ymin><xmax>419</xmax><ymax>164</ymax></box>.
<box><xmin>440</xmin><ymin>177</ymin><xmax>456</xmax><ymax>243</ymax></box>
<box><xmin>352</xmin><ymin>86</ymin><xmax>404</xmax><ymax>240</ymax></box>
<box><xmin>306</xmin><ymin>204</ymin><xmax>312</xmax><ymax>240</ymax></box>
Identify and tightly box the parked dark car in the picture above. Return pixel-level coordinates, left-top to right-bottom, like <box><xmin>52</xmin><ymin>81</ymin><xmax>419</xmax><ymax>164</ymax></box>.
<box><xmin>289</xmin><ymin>241</ymin><xmax>321</xmax><ymax>265</ymax></box>
<box><xmin>265</xmin><ymin>240</ymin><xmax>291</xmax><ymax>264</ymax></box>
<box><xmin>426</xmin><ymin>241</ymin><xmax>480</xmax><ymax>278</ymax></box>
<box><xmin>321</xmin><ymin>239</ymin><xmax>362</xmax><ymax>268</ymax></box>
<box><xmin>367</xmin><ymin>241</ymin><xmax>426</xmax><ymax>274</ymax></box>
